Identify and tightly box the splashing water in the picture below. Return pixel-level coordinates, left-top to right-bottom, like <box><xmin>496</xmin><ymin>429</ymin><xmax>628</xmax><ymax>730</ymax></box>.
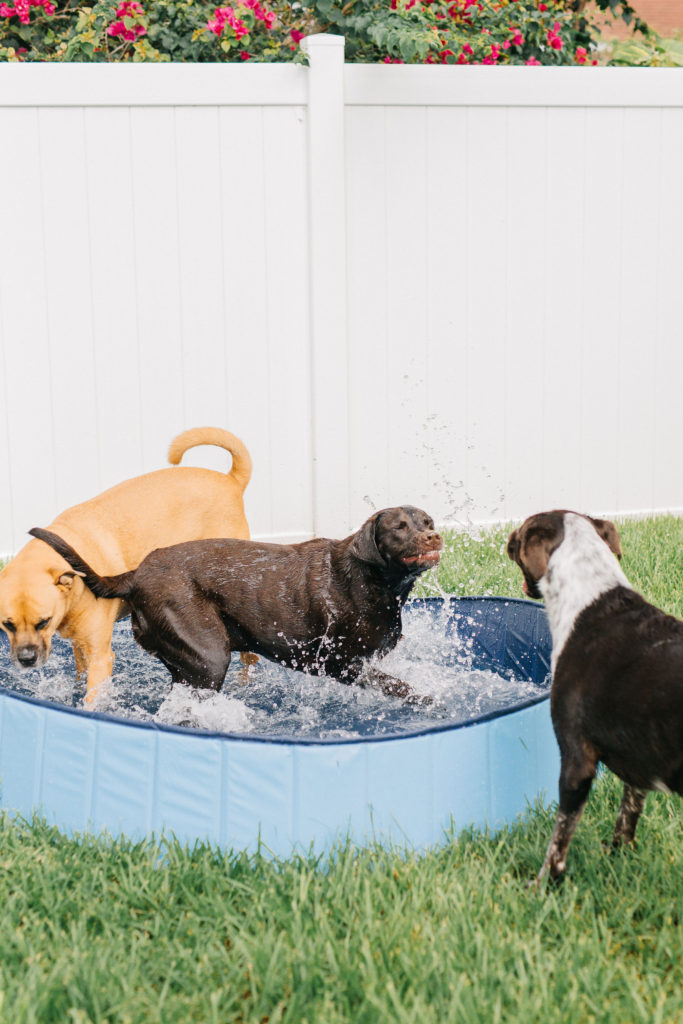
<box><xmin>0</xmin><ymin>600</ymin><xmax>549</xmax><ymax>741</ymax></box>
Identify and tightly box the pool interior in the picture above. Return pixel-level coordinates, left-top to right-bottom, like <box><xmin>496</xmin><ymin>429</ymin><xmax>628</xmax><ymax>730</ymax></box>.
<box><xmin>0</xmin><ymin>598</ymin><xmax>551</xmax><ymax>741</ymax></box>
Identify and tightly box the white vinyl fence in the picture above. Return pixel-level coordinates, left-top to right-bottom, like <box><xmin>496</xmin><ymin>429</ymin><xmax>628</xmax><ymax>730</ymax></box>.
<box><xmin>1</xmin><ymin>41</ymin><xmax>682</xmax><ymax>555</ymax></box>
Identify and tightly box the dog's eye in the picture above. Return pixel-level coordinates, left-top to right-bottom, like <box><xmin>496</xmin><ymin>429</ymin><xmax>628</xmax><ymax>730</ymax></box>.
<box><xmin>2</xmin><ymin>620</ymin><xmax>16</xmax><ymax>634</ymax></box>
<box><xmin>397</xmin><ymin>521</ymin><xmax>408</xmax><ymax>530</ymax></box>
<box><xmin>35</xmin><ymin>618</ymin><xmax>51</xmax><ymax>631</ymax></box>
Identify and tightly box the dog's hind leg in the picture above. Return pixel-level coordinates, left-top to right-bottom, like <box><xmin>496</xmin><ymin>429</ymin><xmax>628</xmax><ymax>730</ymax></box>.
<box><xmin>535</xmin><ymin>749</ymin><xmax>598</xmax><ymax>887</ymax></box>
<box><xmin>139</xmin><ymin>603</ymin><xmax>232</xmax><ymax>691</ymax></box>
<box><xmin>612</xmin><ymin>784</ymin><xmax>647</xmax><ymax>847</ymax></box>
<box><xmin>150</xmin><ymin>638</ymin><xmax>231</xmax><ymax>691</ymax></box>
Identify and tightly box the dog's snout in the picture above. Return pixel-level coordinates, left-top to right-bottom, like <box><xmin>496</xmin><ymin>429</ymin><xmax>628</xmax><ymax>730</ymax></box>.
<box><xmin>16</xmin><ymin>645</ymin><xmax>38</xmax><ymax>667</ymax></box>
<box><xmin>425</xmin><ymin>530</ymin><xmax>442</xmax><ymax>548</ymax></box>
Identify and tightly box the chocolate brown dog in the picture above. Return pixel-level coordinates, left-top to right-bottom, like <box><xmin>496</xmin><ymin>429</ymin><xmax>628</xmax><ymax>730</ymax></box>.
<box><xmin>0</xmin><ymin>427</ymin><xmax>253</xmax><ymax>703</ymax></box>
<box><xmin>508</xmin><ymin>510</ymin><xmax>683</xmax><ymax>885</ymax></box>
<box><xmin>30</xmin><ymin>506</ymin><xmax>442</xmax><ymax>705</ymax></box>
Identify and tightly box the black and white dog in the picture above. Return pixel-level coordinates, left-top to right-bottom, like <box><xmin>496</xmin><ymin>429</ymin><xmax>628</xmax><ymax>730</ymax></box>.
<box><xmin>508</xmin><ymin>510</ymin><xmax>683</xmax><ymax>885</ymax></box>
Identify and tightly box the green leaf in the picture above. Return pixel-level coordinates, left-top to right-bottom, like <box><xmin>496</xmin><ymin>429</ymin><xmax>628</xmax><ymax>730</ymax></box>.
<box><xmin>398</xmin><ymin>30</ymin><xmax>417</xmax><ymax>62</ymax></box>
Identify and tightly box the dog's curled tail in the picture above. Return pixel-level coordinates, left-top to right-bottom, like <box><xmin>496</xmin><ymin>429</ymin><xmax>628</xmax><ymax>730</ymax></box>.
<box><xmin>167</xmin><ymin>427</ymin><xmax>252</xmax><ymax>494</ymax></box>
<box><xmin>28</xmin><ymin>528</ymin><xmax>134</xmax><ymax>600</ymax></box>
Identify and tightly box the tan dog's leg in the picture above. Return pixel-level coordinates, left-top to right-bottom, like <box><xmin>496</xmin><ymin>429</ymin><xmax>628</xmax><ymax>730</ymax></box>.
<box><xmin>71</xmin><ymin>600</ymin><xmax>122</xmax><ymax>705</ymax></box>
<box><xmin>85</xmin><ymin>649</ymin><xmax>116</xmax><ymax>704</ymax></box>
<box><xmin>237</xmin><ymin>650</ymin><xmax>259</xmax><ymax>685</ymax></box>
<box><xmin>72</xmin><ymin>642</ymin><xmax>88</xmax><ymax>680</ymax></box>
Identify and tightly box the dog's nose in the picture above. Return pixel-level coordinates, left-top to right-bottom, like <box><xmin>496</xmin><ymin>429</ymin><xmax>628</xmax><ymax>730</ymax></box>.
<box><xmin>16</xmin><ymin>646</ymin><xmax>38</xmax><ymax>667</ymax></box>
<box><xmin>425</xmin><ymin>530</ymin><xmax>442</xmax><ymax>547</ymax></box>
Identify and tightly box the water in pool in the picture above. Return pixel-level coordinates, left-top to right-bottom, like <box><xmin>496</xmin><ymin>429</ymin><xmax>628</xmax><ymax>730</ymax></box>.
<box><xmin>0</xmin><ymin>600</ymin><xmax>549</xmax><ymax>740</ymax></box>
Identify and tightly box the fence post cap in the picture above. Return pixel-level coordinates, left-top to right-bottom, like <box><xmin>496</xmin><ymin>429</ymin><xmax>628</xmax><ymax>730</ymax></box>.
<box><xmin>300</xmin><ymin>33</ymin><xmax>346</xmax><ymax>54</ymax></box>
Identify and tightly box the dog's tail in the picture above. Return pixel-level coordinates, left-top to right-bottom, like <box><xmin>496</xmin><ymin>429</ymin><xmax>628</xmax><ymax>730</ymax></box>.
<box><xmin>28</xmin><ymin>528</ymin><xmax>135</xmax><ymax>600</ymax></box>
<box><xmin>167</xmin><ymin>427</ymin><xmax>252</xmax><ymax>494</ymax></box>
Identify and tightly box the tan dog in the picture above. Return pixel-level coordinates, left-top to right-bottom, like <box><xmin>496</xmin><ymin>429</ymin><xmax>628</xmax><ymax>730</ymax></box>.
<box><xmin>0</xmin><ymin>427</ymin><xmax>253</xmax><ymax>704</ymax></box>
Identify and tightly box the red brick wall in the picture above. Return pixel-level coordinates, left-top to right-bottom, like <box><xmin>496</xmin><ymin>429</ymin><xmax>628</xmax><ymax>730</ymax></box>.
<box><xmin>588</xmin><ymin>0</ymin><xmax>683</xmax><ymax>39</ymax></box>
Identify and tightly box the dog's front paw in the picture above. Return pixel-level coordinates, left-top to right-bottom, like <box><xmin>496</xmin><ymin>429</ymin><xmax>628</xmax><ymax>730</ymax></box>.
<box><xmin>404</xmin><ymin>690</ymin><xmax>433</xmax><ymax>708</ymax></box>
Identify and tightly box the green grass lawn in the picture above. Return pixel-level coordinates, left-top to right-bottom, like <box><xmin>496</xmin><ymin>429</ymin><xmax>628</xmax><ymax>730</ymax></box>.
<box><xmin>1</xmin><ymin>516</ymin><xmax>682</xmax><ymax>1024</ymax></box>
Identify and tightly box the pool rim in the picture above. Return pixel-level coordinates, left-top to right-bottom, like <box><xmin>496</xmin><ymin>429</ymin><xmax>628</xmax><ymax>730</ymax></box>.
<box><xmin>0</xmin><ymin>594</ymin><xmax>551</xmax><ymax>748</ymax></box>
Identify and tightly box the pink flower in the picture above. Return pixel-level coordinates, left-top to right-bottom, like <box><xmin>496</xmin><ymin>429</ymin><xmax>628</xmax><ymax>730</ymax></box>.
<box><xmin>240</xmin><ymin>50</ymin><xmax>251</xmax><ymax>59</ymax></box>
<box><xmin>290</xmin><ymin>28</ymin><xmax>304</xmax><ymax>43</ymax></box>
<box><xmin>462</xmin><ymin>42</ymin><xmax>473</xmax><ymax>55</ymax></box>
<box><xmin>575</xmin><ymin>46</ymin><xmax>587</xmax><ymax>63</ymax></box>
<box><xmin>511</xmin><ymin>29</ymin><xmax>523</xmax><ymax>46</ymax></box>
<box><xmin>538</xmin><ymin>2</ymin><xmax>547</xmax><ymax>9</ymax></box>
<box><xmin>525</xmin><ymin>56</ymin><xmax>541</xmax><ymax>65</ymax></box>
<box><xmin>547</xmin><ymin>22</ymin><xmax>563</xmax><ymax>49</ymax></box>
<box><xmin>107</xmin><ymin>20</ymin><xmax>129</xmax><ymax>38</ymax></box>
<box><xmin>107</xmin><ymin>0</ymin><xmax>146</xmax><ymax>40</ymax></box>
<box><xmin>490</xmin><ymin>43</ymin><xmax>500</xmax><ymax>60</ymax></box>
<box><xmin>13</xmin><ymin>0</ymin><xmax>29</xmax><ymax>23</ymax></box>
<box><xmin>207</xmin><ymin>5</ymin><xmax>249</xmax><ymax>39</ymax></box>
<box><xmin>114</xmin><ymin>0</ymin><xmax>143</xmax><ymax>16</ymax></box>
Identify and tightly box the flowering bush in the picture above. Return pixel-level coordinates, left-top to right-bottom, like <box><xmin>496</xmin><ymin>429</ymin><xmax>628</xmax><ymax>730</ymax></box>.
<box><xmin>0</xmin><ymin>0</ymin><xmax>648</xmax><ymax>63</ymax></box>
<box><xmin>0</xmin><ymin>0</ymin><xmax>55</xmax><ymax>25</ymax></box>
<box><xmin>107</xmin><ymin>0</ymin><xmax>146</xmax><ymax>42</ymax></box>
<box><xmin>0</xmin><ymin>0</ymin><xmax>313</xmax><ymax>60</ymax></box>
<box><xmin>299</xmin><ymin>0</ymin><xmax>602</xmax><ymax>65</ymax></box>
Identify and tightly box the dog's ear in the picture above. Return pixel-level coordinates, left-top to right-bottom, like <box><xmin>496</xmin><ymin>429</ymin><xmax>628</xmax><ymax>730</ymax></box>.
<box><xmin>507</xmin><ymin>528</ymin><xmax>520</xmax><ymax>563</ymax></box>
<box><xmin>51</xmin><ymin>568</ymin><xmax>85</xmax><ymax>591</ymax></box>
<box><xmin>351</xmin><ymin>513</ymin><xmax>387</xmax><ymax>569</ymax></box>
<box><xmin>588</xmin><ymin>517</ymin><xmax>622</xmax><ymax>560</ymax></box>
<box><xmin>520</xmin><ymin>516</ymin><xmax>565</xmax><ymax>581</ymax></box>
<box><xmin>522</xmin><ymin>533</ymin><xmax>556</xmax><ymax>581</ymax></box>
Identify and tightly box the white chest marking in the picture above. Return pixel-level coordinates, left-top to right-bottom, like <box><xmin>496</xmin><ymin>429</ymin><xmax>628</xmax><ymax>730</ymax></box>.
<box><xmin>539</xmin><ymin>514</ymin><xmax>632</xmax><ymax>671</ymax></box>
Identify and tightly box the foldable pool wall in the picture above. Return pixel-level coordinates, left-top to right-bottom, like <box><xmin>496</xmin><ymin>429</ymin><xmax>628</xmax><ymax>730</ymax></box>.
<box><xmin>0</xmin><ymin>598</ymin><xmax>559</xmax><ymax>855</ymax></box>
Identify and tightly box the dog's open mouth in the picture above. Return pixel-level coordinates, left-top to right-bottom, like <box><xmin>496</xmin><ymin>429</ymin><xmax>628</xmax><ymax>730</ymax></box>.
<box><xmin>402</xmin><ymin>550</ymin><xmax>441</xmax><ymax>569</ymax></box>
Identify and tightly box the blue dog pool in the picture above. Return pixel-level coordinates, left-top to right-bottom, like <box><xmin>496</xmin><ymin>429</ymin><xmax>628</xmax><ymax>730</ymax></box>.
<box><xmin>0</xmin><ymin>596</ymin><xmax>557</xmax><ymax>855</ymax></box>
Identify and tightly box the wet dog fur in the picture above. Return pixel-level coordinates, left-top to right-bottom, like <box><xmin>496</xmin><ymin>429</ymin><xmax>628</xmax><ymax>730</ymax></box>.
<box><xmin>30</xmin><ymin>506</ymin><xmax>443</xmax><ymax>706</ymax></box>
<box><xmin>0</xmin><ymin>428</ymin><xmax>253</xmax><ymax>703</ymax></box>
